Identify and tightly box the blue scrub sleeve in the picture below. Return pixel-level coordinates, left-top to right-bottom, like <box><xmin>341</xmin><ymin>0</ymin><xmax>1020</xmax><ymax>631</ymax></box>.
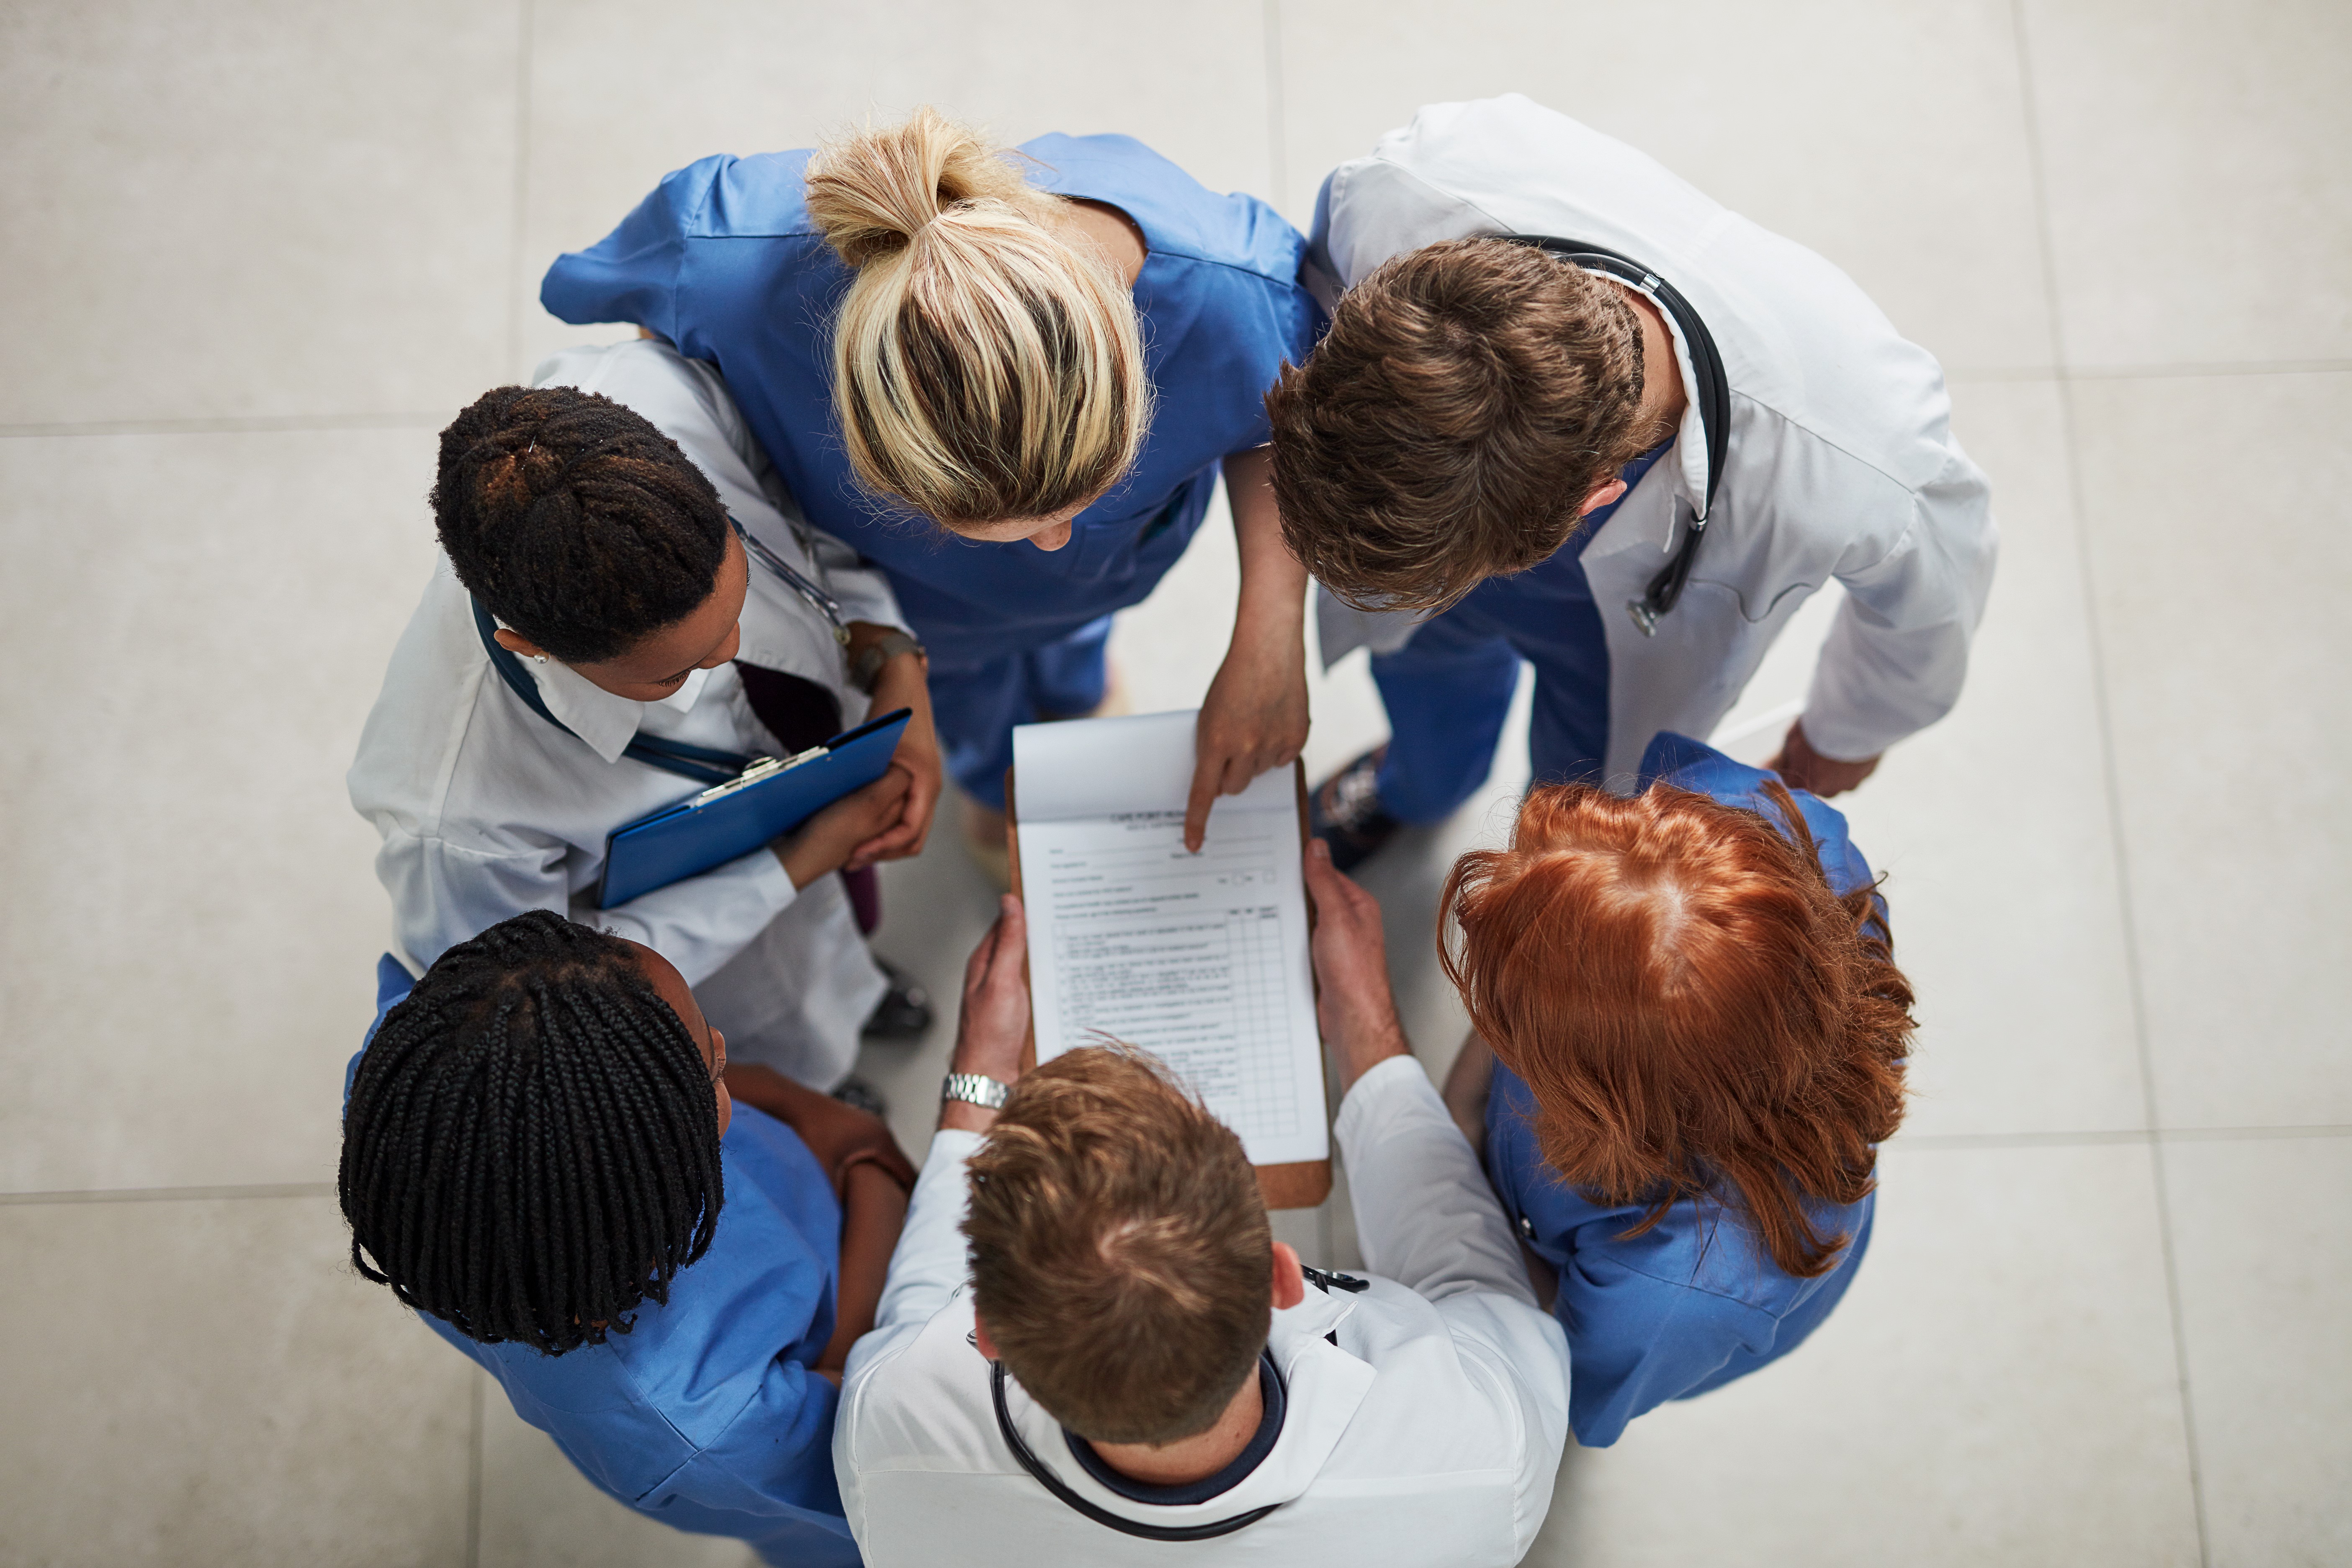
<box><xmin>542</xmin><ymin>157</ymin><xmax>726</xmax><ymax>338</ymax></box>
<box><xmin>1556</xmin><ymin>1244</ymin><xmax>1782</xmax><ymax>1447</ymax></box>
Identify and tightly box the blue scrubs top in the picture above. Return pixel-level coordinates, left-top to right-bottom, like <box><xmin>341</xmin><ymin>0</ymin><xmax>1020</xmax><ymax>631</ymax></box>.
<box><xmin>1482</xmin><ymin>733</ymin><xmax>1886</xmax><ymax>1448</ymax></box>
<box><xmin>543</xmin><ymin>136</ymin><xmax>1322</xmax><ymax>672</ymax></box>
<box><xmin>350</xmin><ymin>958</ymin><xmax>856</xmax><ymax>1567</ymax></box>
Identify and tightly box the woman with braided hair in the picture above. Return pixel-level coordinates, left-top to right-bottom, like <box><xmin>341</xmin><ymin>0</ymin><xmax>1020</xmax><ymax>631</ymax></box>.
<box><xmin>343</xmin><ymin>909</ymin><xmax>913</xmax><ymax>1567</ymax></box>
<box><xmin>350</xmin><ymin>337</ymin><xmax>939</xmax><ymax>1096</ymax></box>
<box><xmin>1437</xmin><ymin>731</ymin><xmax>1917</xmax><ymax>1447</ymax></box>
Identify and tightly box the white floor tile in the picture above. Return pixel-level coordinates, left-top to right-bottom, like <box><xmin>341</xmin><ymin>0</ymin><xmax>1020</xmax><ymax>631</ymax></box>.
<box><xmin>2070</xmin><ymin>372</ymin><xmax>2352</xmax><ymax>1128</ymax></box>
<box><xmin>1529</xmin><ymin>1143</ymin><xmax>2201</xmax><ymax>1567</ymax></box>
<box><xmin>1275</xmin><ymin>0</ymin><xmax>2056</xmax><ymax>373</ymax></box>
<box><xmin>513</xmin><ymin>0</ymin><xmax>1276</xmax><ymax>377</ymax></box>
<box><xmin>478</xmin><ymin>1387</ymin><xmax>759</xmax><ymax>1568</ymax></box>
<box><xmin>0</xmin><ymin>429</ymin><xmax>443</xmax><ymax>1192</ymax></box>
<box><xmin>2021</xmin><ymin>0</ymin><xmax>2352</xmax><ymax>368</ymax></box>
<box><xmin>0</xmin><ymin>1194</ymin><xmax>474</xmax><ymax>1566</ymax></box>
<box><xmin>2160</xmin><ymin>1135</ymin><xmax>2352</xmax><ymax>1566</ymax></box>
<box><xmin>1834</xmin><ymin>379</ymin><xmax>2147</xmax><ymax>1138</ymax></box>
<box><xmin>0</xmin><ymin>0</ymin><xmax>520</xmax><ymax>427</ymax></box>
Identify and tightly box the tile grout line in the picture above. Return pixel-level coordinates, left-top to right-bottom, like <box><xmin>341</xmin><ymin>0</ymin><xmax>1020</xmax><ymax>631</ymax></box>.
<box><xmin>0</xmin><ymin>413</ymin><xmax>445</xmax><ymax>438</ymax></box>
<box><xmin>1895</xmin><ymin>1125</ymin><xmax>2352</xmax><ymax>1151</ymax></box>
<box><xmin>0</xmin><ymin>1182</ymin><xmax>336</xmax><ymax>1205</ymax></box>
<box><xmin>2009</xmin><ymin>4</ymin><xmax>2210</xmax><ymax>1562</ymax></box>
<box><xmin>466</xmin><ymin>1371</ymin><xmax>486</xmax><ymax>1568</ymax></box>
<box><xmin>1945</xmin><ymin>359</ymin><xmax>2352</xmax><ymax>385</ymax></box>
<box><xmin>1260</xmin><ymin>0</ymin><xmax>1288</xmax><ymax>219</ymax></box>
<box><xmin>505</xmin><ymin>0</ymin><xmax>538</xmax><ymax>381</ymax></box>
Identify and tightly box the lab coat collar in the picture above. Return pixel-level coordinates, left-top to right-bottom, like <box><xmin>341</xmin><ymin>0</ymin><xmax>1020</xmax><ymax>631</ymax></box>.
<box><xmin>994</xmin><ymin>1287</ymin><xmax>1376</xmax><ymax>1530</ymax></box>
<box><xmin>1580</xmin><ymin>276</ymin><xmax>1710</xmax><ymax>571</ymax></box>
<box><xmin>525</xmin><ymin>654</ymin><xmax>713</xmax><ymax>765</ymax></box>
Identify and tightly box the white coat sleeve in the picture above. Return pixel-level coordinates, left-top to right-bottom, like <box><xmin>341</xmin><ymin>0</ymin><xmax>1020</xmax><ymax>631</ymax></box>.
<box><xmin>1801</xmin><ymin>447</ymin><xmax>1999</xmax><ymax>762</ymax></box>
<box><xmin>865</xmin><ymin>1130</ymin><xmax>985</xmax><ymax>1344</ymax></box>
<box><xmin>1334</xmin><ymin>1056</ymin><xmax>1573</xmax><ymax>1555</ymax></box>
<box><xmin>588</xmin><ymin>849</ymin><xmax>800</xmax><ymax>987</ymax></box>
<box><xmin>376</xmin><ymin>823</ymin><xmax>796</xmax><ymax>986</ymax></box>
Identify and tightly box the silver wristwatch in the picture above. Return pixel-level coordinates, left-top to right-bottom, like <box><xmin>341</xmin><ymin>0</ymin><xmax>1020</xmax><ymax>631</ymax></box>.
<box><xmin>940</xmin><ymin>1071</ymin><xmax>1011</xmax><ymax>1111</ymax></box>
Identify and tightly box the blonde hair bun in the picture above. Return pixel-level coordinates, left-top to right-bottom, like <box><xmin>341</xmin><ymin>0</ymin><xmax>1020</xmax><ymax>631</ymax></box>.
<box><xmin>806</xmin><ymin>108</ymin><xmax>1152</xmax><ymax>528</ymax></box>
<box><xmin>807</xmin><ymin>106</ymin><xmax>1041</xmax><ymax>267</ymax></box>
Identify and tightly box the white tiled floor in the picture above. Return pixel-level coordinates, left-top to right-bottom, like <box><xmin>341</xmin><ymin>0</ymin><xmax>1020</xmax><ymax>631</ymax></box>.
<box><xmin>2</xmin><ymin>1</ymin><xmax>2345</xmax><ymax>1563</ymax></box>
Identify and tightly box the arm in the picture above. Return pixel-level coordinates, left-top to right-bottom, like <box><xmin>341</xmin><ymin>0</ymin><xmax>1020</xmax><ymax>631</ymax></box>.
<box><xmin>377</xmin><ymin>826</ymin><xmax>794</xmax><ymax>988</ymax></box>
<box><xmin>539</xmin><ymin>158</ymin><xmax>723</xmax><ymax>336</ymax></box>
<box><xmin>842</xmin><ymin>621</ymin><xmax>940</xmax><ymax>866</ymax></box>
<box><xmin>1185</xmin><ymin>447</ymin><xmax>1311</xmax><ymax>852</ymax></box>
<box><xmin>1778</xmin><ymin>461</ymin><xmax>1998</xmax><ymax>794</ymax></box>
<box><xmin>1305</xmin><ymin>842</ymin><xmax>1570</xmax><ymax>1553</ymax></box>
<box><xmin>1302</xmin><ymin>842</ymin><xmax>1536</xmax><ymax>1305</ymax></box>
<box><xmin>863</xmin><ymin>896</ymin><xmax>1031</xmax><ymax>1341</ymax></box>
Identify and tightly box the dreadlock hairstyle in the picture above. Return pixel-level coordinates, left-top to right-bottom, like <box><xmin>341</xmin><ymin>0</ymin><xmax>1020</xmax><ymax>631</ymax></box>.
<box><xmin>1441</xmin><ymin>780</ymin><xmax>1914</xmax><ymax>1280</ymax></box>
<box><xmin>340</xmin><ymin>910</ymin><xmax>725</xmax><ymax>1355</ymax></box>
<box><xmin>431</xmin><ymin>384</ymin><xmax>730</xmax><ymax>664</ymax></box>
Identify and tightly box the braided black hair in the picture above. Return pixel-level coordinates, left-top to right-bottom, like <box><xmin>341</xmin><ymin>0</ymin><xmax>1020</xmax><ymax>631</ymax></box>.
<box><xmin>340</xmin><ymin>910</ymin><xmax>725</xmax><ymax>1355</ymax></box>
<box><xmin>432</xmin><ymin>384</ymin><xmax>729</xmax><ymax>664</ymax></box>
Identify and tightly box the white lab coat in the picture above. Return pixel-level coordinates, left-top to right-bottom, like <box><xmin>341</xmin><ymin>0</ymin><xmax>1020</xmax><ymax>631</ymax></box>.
<box><xmin>834</xmin><ymin>1057</ymin><xmax>1572</xmax><ymax>1566</ymax></box>
<box><xmin>1311</xmin><ymin>95</ymin><xmax>1998</xmax><ymax>778</ymax></box>
<box><xmin>347</xmin><ymin>339</ymin><xmax>906</xmax><ymax>1087</ymax></box>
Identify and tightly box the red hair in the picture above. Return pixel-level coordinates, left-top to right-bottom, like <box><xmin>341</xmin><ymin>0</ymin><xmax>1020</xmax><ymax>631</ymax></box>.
<box><xmin>1441</xmin><ymin>782</ymin><xmax>1914</xmax><ymax>1278</ymax></box>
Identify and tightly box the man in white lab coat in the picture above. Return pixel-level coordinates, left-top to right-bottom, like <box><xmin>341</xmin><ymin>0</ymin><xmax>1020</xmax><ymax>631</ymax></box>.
<box><xmin>833</xmin><ymin>849</ymin><xmax>1572</xmax><ymax>1566</ymax></box>
<box><xmin>1269</xmin><ymin>94</ymin><xmax>1997</xmax><ymax>868</ymax></box>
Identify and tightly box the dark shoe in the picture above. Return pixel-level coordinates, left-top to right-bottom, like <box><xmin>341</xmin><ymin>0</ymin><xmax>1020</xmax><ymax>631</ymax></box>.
<box><xmin>862</xmin><ymin>959</ymin><xmax>933</xmax><ymax>1041</ymax></box>
<box><xmin>1310</xmin><ymin>747</ymin><xmax>1403</xmax><ymax>873</ymax></box>
<box><xmin>830</xmin><ymin>1075</ymin><xmax>888</xmax><ymax>1118</ymax></box>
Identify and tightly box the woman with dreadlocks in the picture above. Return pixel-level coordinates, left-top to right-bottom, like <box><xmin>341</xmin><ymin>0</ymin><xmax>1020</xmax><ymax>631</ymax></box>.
<box><xmin>349</xmin><ymin>336</ymin><xmax>939</xmax><ymax>1097</ymax></box>
<box><xmin>343</xmin><ymin>910</ymin><xmax>913</xmax><ymax>1567</ymax></box>
<box><xmin>1436</xmin><ymin>731</ymin><xmax>1917</xmax><ymax>1448</ymax></box>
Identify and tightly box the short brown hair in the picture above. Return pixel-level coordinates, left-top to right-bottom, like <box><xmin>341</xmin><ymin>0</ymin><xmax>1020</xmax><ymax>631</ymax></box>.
<box><xmin>1266</xmin><ymin>237</ymin><xmax>1649</xmax><ymax>611</ymax></box>
<box><xmin>963</xmin><ymin>1047</ymin><xmax>1270</xmax><ymax>1444</ymax></box>
<box><xmin>1440</xmin><ymin>782</ymin><xmax>1915</xmax><ymax>1279</ymax></box>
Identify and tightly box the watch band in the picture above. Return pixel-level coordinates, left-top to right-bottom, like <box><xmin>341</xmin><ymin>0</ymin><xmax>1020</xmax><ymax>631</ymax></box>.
<box><xmin>851</xmin><ymin>631</ymin><xmax>926</xmax><ymax>694</ymax></box>
<box><xmin>941</xmin><ymin>1071</ymin><xmax>1012</xmax><ymax>1111</ymax></box>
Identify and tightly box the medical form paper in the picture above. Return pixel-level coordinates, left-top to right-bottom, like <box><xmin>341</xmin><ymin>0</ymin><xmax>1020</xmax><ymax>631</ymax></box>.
<box><xmin>1011</xmin><ymin>711</ymin><xmax>1328</xmax><ymax>1171</ymax></box>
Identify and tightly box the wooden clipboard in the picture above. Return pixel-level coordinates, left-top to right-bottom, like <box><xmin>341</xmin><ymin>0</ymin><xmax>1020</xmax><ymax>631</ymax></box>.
<box><xmin>1006</xmin><ymin>762</ymin><xmax>1333</xmax><ymax>1210</ymax></box>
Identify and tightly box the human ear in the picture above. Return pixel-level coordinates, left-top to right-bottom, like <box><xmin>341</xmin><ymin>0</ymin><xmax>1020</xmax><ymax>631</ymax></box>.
<box><xmin>491</xmin><ymin>627</ymin><xmax>549</xmax><ymax>660</ymax></box>
<box><xmin>710</xmin><ymin>1027</ymin><xmax>732</xmax><ymax>1136</ymax></box>
<box><xmin>1575</xmin><ymin>478</ymin><xmax>1629</xmax><ymax>518</ymax></box>
<box><xmin>974</xmin><ymin>1315</ymin><xmax>1001</xmax><ymax>1361</ymax></box>
<box><xmin>1270</xmin><ymin>1241</ymin><xmax>1307</xmax><ymax>1311</ymax></box>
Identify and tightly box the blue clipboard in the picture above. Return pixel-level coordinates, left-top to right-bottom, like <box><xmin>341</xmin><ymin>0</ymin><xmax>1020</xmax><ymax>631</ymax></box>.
<box><xmin>595</xmin><ymin>708</ymin><xmax>912</xmax><ymax>909</ymax></box>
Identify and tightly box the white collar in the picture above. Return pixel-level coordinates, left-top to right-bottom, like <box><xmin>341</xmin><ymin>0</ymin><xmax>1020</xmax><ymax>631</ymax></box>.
<box><xmin>525</xmin><ymin>654</ymin><xmax>714</xmax><ymax>765</ymax></box>
<box><xmin>1581</xmin><ymin>277</ymin><xmax>1711</xmax><ymax>569</ymax></box>
<box><xmin>991</xmin><ymin>1280</ymin><xmax>1378</xmax><ymax>1527</ymax></box>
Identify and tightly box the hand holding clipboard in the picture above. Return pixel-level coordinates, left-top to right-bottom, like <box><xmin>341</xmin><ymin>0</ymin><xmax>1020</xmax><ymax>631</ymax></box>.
<box><xmin>596</xmin><ymin>709</ymin><xmax>914</xmax><ymax>908</ymax></box>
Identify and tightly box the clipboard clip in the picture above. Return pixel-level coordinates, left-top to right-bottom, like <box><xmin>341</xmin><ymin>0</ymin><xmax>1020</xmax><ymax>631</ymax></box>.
<box><xmin>691</xmin><ymin>744</ymin><xmax>830</xmax><ymax>807</ymax></box>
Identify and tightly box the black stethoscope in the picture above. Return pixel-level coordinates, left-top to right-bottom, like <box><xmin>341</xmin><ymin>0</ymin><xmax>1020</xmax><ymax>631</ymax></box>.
<box><xmin>1499</xmin><ymin>235</ymin><xmax>1731</xmax><ymax>636</ymax></box>
<box><xmin>988</xmin><ymin>1266</ymin><xmax>1368</xmax><ymax>1542</ymax></box>
<box><xmin>989</xmin><ymin>1362</ymin><xmax>1282</xmax><ymax>1542</ymax></box>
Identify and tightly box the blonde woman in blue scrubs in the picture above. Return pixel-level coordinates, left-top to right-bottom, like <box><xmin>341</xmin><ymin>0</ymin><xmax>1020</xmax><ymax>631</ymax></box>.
<box><xmin>545</xmin><ymin>108</ymin><xmax>1323</xmax><ymax>860</ymax></box>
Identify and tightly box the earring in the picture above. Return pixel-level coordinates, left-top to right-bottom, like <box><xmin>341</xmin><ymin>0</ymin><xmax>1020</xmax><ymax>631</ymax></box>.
<box><xmin>531</xmin><ymin>654</ymin><xmax>548</xmax><ymax>664</ymax></box>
